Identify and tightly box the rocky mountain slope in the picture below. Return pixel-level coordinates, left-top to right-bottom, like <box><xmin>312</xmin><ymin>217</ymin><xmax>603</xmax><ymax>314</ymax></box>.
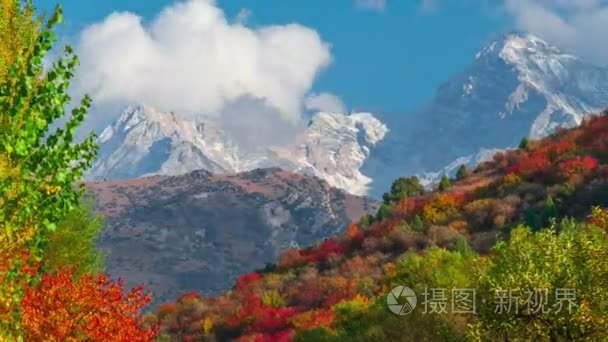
<box><xmin>86</xmin><ymin>168</ymin><xmax>378</xmax><ymax>306</ymax></box>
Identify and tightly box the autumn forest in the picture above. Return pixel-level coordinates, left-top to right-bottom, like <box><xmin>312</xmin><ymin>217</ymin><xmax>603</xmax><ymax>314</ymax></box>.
<box><xmin>1</xmin><ymin>1</ymin><xmax>608</xmax><ymax>341</ymax></box>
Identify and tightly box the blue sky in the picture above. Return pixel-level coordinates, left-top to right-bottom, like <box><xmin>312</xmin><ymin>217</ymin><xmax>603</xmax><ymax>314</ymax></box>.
<box><xmin>35</xmin><ymin>0</ymin><xmax>513</xmax><ymax>115</ymax></box>
<box><xmin>34</xmin><ymin>0</ymin><xmax>608</xmax><ymax>122</ymax></box>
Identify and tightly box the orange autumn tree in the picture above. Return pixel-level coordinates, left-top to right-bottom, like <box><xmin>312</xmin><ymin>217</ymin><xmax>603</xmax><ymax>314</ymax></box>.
<box><xmin>20</xmin><ymin>268</ymin><xmax>158</xmax><ymax>341</ymax></box>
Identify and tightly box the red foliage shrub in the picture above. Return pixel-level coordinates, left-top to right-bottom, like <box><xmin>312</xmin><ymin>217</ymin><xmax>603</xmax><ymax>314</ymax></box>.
<box><xmin>559</xmin><ymin>156</ymin><xmax>599</xmax><ymax>179</ymax></box>
<box><xmin>368</xmin><ymin>223</ymin><xmax>384</xmax><ymax>238</ymax></box>
<box><xmin>394</xmin><ymin>197</ymin><xmax>426</xmax><ymax>218</ymax></box>
<box><xmin>235</xmin><ymin>329</ymin><xmax>294</xmax><ymax>342</ymax></box>
<box><xmin>227</xmin><ymin>294</ymin><xmax>296</xmax><ymax>335</ymax></box>
<box><xmin>299</xmin><ymin>240</ymin><xmax>345</xmax><ymax>264</ymax></box>
<box><xmin>251</xmin><ymin>307</ymin><xmax>297</xmax><ymax>333</ymax></box>
<box><xmin>289</xmin><ymin>286</ymin><xmax>324</xmax><ymax>309</ymax></box>
<box><xmin>344</xmin><ymin>223</ymin><xmax>364</xmax><ymax>247</ymax></box>
<box><xmin>536</xmin><ymin>140</ymin><xmax>577</xmax><ymax>161</ymax></box>
<box><xmin>384</xmin><ymin>219</ymin><xmax>401</xmax><ymax>233</ymax></box>
<box><xmin>507</xmin><ymin>154</ymin><xmax>551</xmax><ymax>176</ymax></box>
<box><xmin>323</xmin><ymin>293</ymin><xmax>347</xmax><ymax>307</ymax></box>
<box><xmin>577</xmin><ymin>116</ymin><xmax>608</xmax><ymax>158</ymax></box>
<box><xmin>21</xmin><ymin>268</ymin><xmax>157</xmax><ymax>341</ymax></box>
<box><xmin>317</xmin><ymin>240</ymin><xmax>344</xmax><ymax>257</ymax></box>
<box><xmin>237</xmin><ymin>272</ymin><xmax>264</xmax><ymax>292</ymax></box>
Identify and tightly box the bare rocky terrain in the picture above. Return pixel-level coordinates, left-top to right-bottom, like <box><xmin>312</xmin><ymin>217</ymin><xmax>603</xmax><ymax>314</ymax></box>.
<box><xmin>86</xmin><ymin>167</ymin><xmax>378</xmax><ymax>307</ymax></box>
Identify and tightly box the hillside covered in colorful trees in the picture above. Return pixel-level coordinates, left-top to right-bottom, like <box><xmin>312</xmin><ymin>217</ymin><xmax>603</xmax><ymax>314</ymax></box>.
<box><xmin>143</xmin><ymin>114</ymin><xmax>608</xmax><ymax>341</ymax></box>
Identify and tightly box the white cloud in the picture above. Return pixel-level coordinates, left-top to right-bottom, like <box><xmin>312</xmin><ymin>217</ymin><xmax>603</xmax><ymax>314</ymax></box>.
<box><xmin>219</xmin><ymin>96</ymin><xmax>305</xmax><ymax>151</ymax></box>
<box><xmin>73</xmin><ymin>0</ymin><xmax>333</xmax><ymax>123</ymax></box>
<box><xmin>354</xmin><ymin>0</ymin><xmax>386</xmax><ymax>11</ymax></box>
<box><xmin>305</xmin><ymin>92</ymin><xmax>347</xmax><ymax>113</ymax></box>
<box><xmin>504</xmin><ymin>0</ymin><xmax>608</xmax><ymax>65</ymax></box>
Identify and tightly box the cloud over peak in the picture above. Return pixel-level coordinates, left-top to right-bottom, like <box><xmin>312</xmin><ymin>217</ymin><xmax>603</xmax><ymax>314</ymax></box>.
<box><xmin>74</xmin><ymin>0</ymin><xmax>333</xmax><ymax>122</ymax></box>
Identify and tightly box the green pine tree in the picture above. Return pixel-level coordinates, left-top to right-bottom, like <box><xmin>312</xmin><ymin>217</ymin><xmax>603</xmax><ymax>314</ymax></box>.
<box><xmin>376</xmin><ymin>203</ymin><xmax>391</xmax><ymax>221</ymax></box>
<box><xmin>438</xmin><ymin>176</ymin><xmax>452</xmax><ymax>191</ymax></box>
<box><xmin>411</xmin><ymin>215</ymin><xmax>424</xmax><ymax>232</ymax></box>
<box><xmin>382</xmin><ymin>177</ymin><xmax>424</xmax><ymax>204</ymax></box>
<box><xmin>456</xmin><ymin>165</ymin><xmax>469</xmax><ymax>180</ymax></box>
<box><xmin>524</xmin><ymin>208</ymin><xmax>541</xmax><ymax>231</ymax></box>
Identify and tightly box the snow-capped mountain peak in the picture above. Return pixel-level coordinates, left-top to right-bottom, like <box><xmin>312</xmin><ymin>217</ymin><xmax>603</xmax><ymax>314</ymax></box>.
<box><xmin>476</xmin><ymin>32</ymin><xmax>567</xmax><ymax>62</ymax></box>
<box><xmin>89</xmin><ymin>106</ymin><xmax>387</xmax><ymax>196</ymax></box>
<box><xmin>467</xmin><ymin>32</ymin><xmax>607</xmax><ymax>137</ymax></box>
<box><xmin>365</xmin><ymin>32</ymin><xmax>608</xmax><ymax>197</ymax></box>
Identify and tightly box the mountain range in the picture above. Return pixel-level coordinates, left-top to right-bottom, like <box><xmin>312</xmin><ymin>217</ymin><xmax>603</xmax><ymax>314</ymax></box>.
<box><xmin>89</xmin><ymin>105</ymin><xmax>387</xmax><ymax>196</ymax></box>
<box><xmin>88</xmin><ymin>32</ymin><xmax>608</xmax><ymax>198</ymax></box>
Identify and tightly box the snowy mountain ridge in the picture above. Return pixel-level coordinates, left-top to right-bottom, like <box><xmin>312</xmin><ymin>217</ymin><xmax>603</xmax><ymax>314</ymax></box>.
<box><xmin>89</xmin><ymin>105</ymin><xmax>388</xmax><ymax>196</ymax></box>
<box><xmin>90</xmin><ymin>32</ymin><xmax>608</xmax><ymax>197</ymax></box>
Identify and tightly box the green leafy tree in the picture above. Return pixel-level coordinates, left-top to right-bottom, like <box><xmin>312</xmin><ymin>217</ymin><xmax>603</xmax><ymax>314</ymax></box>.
<box><xmin>42</xmin><ymin>197</ymin><xmax>105</xmax><ymax>276</ymax></box>
<box><xmin>358</xmin><ymin>214</ymin><xmax>372</xmax><ymax>228</ymax></box>
<box><xmin>0</xmin><ymin>4</ymin><xmax>98</xmax><ymax>257</ymax></box>
<box><xmin>333</xmin><ymin>297</ymin><xmax>372</xmax><ymax>338</ymax></box>
<box><xmin>382</xmin><ymin>177</ymin><xmax>424</xmax><ymax>204</ymax></box>
<box><xmin>0</xmin><ymin>4</ymin><xmax>98</xmax><ymax>336</ymax></box>
<box><xmin>335</xmin><ymin>247</ymin><xmax>484</xmax><ymax>341</ymax></box>
<box><xmin>519</xmin><ymin>137</ymin><xmax>530</xmax><ymax>150</ymax></box>
<box><xmin>411</xmin><ymin>214</ymin><xmax>424</xmax><ymax>232</ymax></box>
<box><xmin>438</xmin><ymin>176</ymin><xmax>452</xmax><ymax>191</ymax></box>
<box><xmin>393</xmin><ymin>247</ymin><xmax>484</xmax><ymax>341</ymax></box>
<box><xmin>294</xmin><ymin>328</ymin><xmax>338</xmax><ymax>342</ymax></box>
<box><xmin>376</xmin><ymin>203</ymin><xmax>391</xmax><ymax>221</ymax></box>
<box><xmin>472</xmin><ymin>222</ymin><xmax>608</xmax><ymax>341</ymax></box>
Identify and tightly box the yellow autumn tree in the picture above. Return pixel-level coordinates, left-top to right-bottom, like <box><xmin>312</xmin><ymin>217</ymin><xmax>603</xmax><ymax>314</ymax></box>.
<box><xmin>0</xmin><ymin>0</ymin><xmax>39</xmax><ymax>80</ymax></box>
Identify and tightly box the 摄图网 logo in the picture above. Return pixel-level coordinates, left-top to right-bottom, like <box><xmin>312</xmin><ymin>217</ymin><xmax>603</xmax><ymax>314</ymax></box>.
<box><xmin>387</xmin><ymin>286</ymin><xmax>417</xmax><ymax>315</ymax></box>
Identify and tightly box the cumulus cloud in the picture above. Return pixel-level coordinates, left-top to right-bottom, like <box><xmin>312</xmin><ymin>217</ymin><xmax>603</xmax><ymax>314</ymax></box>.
<box><xmin>505</xmin><ymin>0</ymin><xmax>608</xmax><ymax>65</ymax></box>
<box><xmin>73</xmin><ymin>0</ymin><xmax>333</xmax><ymax>124</ymax></box>
<box><xmin>354</xmin><ymin>0</ymin><xmax>386</xmax><ymax>12</ymax></box>
<box><xmin>304</xmin><ymin>92</ymin><xmax>347</xmax><ymax>113</ymax></box>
